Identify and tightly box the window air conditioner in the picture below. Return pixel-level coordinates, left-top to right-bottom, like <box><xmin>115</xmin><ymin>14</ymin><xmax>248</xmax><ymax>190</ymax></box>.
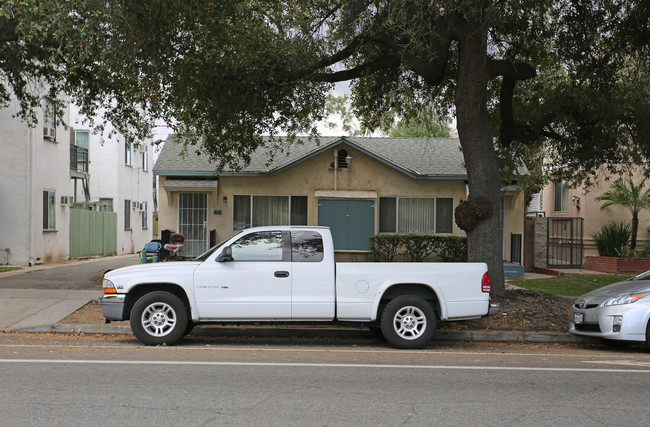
<box><xmin>68</xmin><ymin>197</ymin><xmax>75</xmax><ymax>206</ymax></box>
<box><xmin>43</xmin><ymin>127</ymin><xmax>55</xmax><ymax>140</ymax></box>
<box><xmin>60</xmin><ymin>196</ymin><xmax>68</xmax><ymax>205</ymax></box>
<box><xmin>132</xmin><ymin>201</ymin><xmax>138</xmax><ymax>209</ymax></box>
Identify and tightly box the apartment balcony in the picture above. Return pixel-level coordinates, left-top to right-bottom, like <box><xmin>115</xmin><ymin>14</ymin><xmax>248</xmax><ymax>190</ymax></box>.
<box><xmin>70</xmin><ymin>145</ymin><xmax>88</xmax><ymax>173</ymax></box>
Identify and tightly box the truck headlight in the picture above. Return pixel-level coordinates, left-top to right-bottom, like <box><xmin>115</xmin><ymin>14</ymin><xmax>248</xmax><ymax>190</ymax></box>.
<box><xmin>102</xmin><ymin>279</ymin><xmax>117</xmax><ymax>294</ymax></box>
<box><xmin>603</xmin><ymin>293</ymin><xmax>648</xmax><ymax>306</ymax></box>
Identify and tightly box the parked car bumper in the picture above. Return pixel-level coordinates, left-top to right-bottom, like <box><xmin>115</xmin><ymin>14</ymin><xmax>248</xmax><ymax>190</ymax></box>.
<box><xmin>569</xmin><ymin>303</ymin><xmax>649</xmax><ymax>342</ymax></box>
<box><xmin>99</xmin><ymin>294</ymin><xmax>127</xmax><ymax>321</ymax></box>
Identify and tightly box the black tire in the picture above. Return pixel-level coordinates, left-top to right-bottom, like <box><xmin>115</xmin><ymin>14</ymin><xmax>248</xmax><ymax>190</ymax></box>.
<box><xmin>380</xmin><ymin>295</ymin><xmax>436</xmax><ymax>349</ymax></box>
<box><xmin>130</xmin><ymin>291</ymin><xmax>188</xmax><ymax>346</ymax></box>
<box><xmin>644</xmin><ymin>320</ymin><xmax>650</xmax><ymax>350</ymax></box>
<box><xmin>183</xmin><ymin>321</ymin><xmax>195</xmax><ymax>337</ymax></box>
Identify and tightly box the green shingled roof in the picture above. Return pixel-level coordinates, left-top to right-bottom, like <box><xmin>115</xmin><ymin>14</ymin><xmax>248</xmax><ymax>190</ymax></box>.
<box><xmin>153</xmin><ymin>135</ymin><xmax>528</xmax><ymax>179</ymax></box>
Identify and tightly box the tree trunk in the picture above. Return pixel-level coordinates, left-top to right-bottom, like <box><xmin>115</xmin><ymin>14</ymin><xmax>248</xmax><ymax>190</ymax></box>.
<box><xmin>454</xmin><ymin>4</ymin><xmax>505</xmax><ymax>296</ymax></box>
<box><xmin>631</xmin><ymin>213</ymin><xmax>639</xmax><ymax>250</ymax></box>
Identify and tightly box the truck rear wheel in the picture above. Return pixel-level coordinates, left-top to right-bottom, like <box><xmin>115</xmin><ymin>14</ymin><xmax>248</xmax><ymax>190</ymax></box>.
<box><xmin>130</xmin><ymin>291</ymin><xmax>188</xmax><ymax>346</ymax></box>
<box><xmin>380</xmin><ymin>295</ymin><xmax>436</xmax><ymax>349</ymax></box>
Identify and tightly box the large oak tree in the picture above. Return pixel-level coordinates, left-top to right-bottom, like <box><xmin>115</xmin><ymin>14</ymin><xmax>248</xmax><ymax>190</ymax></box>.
<box><xmin>2</xmin><ymin>0</ymin><xmax>649</xmax><ymax>295</ymax></box>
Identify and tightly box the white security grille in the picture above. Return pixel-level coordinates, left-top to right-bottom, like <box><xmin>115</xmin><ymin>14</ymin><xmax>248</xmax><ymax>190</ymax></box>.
<box><xmin>178</xmin><ymin>193</ymin><xmax>208</xmax><ymax>257</ymax></box>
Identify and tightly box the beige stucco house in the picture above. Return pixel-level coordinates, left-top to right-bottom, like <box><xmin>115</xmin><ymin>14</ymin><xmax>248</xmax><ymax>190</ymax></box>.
<box><xmin>154</xmin><ymin>136</ymin><xmax>527</xmax><ymax>267</ymax></box>
<box><xmin>537</xmin><ymin>166</ymin><xmax>650</xmax><ymax>265</ymax></box>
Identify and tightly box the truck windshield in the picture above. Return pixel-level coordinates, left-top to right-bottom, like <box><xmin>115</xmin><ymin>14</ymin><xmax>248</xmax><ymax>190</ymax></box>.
<box><xmin>193</xmin><ymin>232</ymin><xmax>242</xmax><ymax>261</ymax></box>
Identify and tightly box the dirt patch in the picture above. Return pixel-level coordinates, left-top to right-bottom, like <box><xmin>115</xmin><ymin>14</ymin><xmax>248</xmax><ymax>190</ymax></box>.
<box><xmin>61</xmin><ymin>289</ymin><xmax>575</xmax><ymax>334</ymax></box>
<box><xmin>59</xmin><ymin>299</ymin><xmax>129</xmax><ymax>326</ymax></box>
<box><xmin>439</xmin><ymin>289</ymin><xmax>573</xmax><ymax>333</ymax></box>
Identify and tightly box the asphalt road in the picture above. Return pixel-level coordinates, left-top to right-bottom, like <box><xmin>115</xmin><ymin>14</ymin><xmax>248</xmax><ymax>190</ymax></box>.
<box><xmin>1</xmin><ymin>334</ymin><xmax>649</xmax><ymax>426</ymax></box>
<box><xmin>0</xmin><ymin>255</ymin><xmax>139</xmax><ymax>290</ymax></box>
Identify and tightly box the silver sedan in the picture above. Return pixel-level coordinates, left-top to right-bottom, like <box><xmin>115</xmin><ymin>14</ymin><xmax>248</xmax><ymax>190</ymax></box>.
<box><xmin>569</xmin><ymin>271</ymin><xmax>650</xmax><ymax>346</ymax></box>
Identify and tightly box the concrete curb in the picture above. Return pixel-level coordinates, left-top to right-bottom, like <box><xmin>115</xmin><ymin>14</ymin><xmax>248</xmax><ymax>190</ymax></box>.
<box><xmin>16</xmin><ymin>323</ymin><xmax>601</xmax><ymax>344</ymax></box>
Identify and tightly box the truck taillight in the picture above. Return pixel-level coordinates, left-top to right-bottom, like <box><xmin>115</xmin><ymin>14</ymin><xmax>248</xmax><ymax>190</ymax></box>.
<box><xmin>481</xmin><ymin>272</ymin><xmax>491</xmax><ymax>293</ymax></box>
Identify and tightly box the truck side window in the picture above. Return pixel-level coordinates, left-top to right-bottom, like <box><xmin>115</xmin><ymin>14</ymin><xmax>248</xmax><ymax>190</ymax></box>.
<box><xmin>291</xmin><ymin>231</ymin><xmax>324</xmax><ymax>262</ymax></box>
<box><xmin>231</xmin><ymin>231</ymin><xmax>283</xmax><ymax>261</ymax></box>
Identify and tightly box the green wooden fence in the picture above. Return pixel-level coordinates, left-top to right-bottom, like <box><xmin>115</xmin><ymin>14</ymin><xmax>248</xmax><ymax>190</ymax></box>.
<box><xmin>69</xmin><ymin>209</ymin><xmax>117</xmax><ymax>259</ymax></box>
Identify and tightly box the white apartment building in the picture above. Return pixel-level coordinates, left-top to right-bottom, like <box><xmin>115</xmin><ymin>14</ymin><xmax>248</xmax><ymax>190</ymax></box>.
<box><xmin>0</xmin><ymin>96</ymin><xmax>154</xmax><ymax>266</ymax></box>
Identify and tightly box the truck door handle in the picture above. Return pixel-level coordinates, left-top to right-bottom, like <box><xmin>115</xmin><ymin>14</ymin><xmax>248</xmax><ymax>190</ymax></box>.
<box><xmin>274</xmin><ymin>271</ymin><xmax>290</xmax><ymax>278</ymax></box>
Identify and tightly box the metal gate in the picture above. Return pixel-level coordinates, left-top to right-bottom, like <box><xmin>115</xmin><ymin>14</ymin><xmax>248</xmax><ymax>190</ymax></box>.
<box><xmin>69</xmin><ymin>209</ymin><xmax>117</xmax><ymax>258</ymax></box>
<box><xmin>547</xmin><ymin>217</ymin><xmax>584</xmax><ymax>268</ymax></box>
<box><xmin>178</xmin><ymin>193</ymin><xmax>208</xmax><ymax>257</ymax></box>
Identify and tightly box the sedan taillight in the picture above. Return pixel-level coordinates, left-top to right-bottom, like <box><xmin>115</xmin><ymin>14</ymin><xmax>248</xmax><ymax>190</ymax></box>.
<box><xmin>481</xmin><ymin>272</ymin><xmax>491</xmax><ymax>293</ymax></box>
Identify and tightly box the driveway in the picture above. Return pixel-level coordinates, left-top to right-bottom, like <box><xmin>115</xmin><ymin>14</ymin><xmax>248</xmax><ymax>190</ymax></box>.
<box><xmin>0</xmin><ymin>255</ymin><xmax>139</xmax><ymax>290</ymax></box>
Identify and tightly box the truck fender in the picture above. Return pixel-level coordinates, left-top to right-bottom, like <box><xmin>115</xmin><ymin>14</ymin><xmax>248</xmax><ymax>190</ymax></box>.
<box><xmin>124</xmin><ymin>278</ymin><xmax>199</xmax><ymax>322</ymax></box>
<box><xmin>369</xmin><ymin>282</ymin><xmax>447</xmax><ymax>322</ymax></box>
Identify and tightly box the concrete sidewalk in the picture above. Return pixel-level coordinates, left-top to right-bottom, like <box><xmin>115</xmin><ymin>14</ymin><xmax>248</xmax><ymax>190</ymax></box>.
<box><xmin>0</xmin><ymin>289</ymin><xmax>102</xmax><ymax>331</ymax></box>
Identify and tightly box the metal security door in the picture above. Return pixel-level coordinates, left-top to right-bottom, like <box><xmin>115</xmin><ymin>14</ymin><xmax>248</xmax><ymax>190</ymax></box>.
<box><xmin>178</xmin><ymin>193</ymin><xmax>208</xmax><ymax>257</ymax></box>
<box><xmin>547</xmin><ymin>217</ymin><xmax>584</xmax><ymax>268</ymax></box>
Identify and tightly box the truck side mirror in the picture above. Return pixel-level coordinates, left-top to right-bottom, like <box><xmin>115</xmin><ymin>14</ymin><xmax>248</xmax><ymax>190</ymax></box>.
<box><xmin>216</xmin><ymin>246</ymin><xmax>233</xmax><ymax>262</ymax></box>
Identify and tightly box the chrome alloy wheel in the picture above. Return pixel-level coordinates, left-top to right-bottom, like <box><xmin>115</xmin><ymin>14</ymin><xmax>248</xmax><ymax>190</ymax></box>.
<box><xmin>141</xmin><ymin>302</ymin><xmax>177</xmax><ymax>337</ymax></box>
<box><xmin>392</xmin><ymin>305</ymin><xmax>427</xmax><ymax>340</ymax></box>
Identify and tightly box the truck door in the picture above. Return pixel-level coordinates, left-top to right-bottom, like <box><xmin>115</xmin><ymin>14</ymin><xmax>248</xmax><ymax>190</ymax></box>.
<box><xmin>193</xmin><ymin>230</ymin><xmax>292</xmax><ymax>319</ymax></box>
<box><xmin>290</xmin><ymin>230</ymin><xmax>335</xmax><ymax>319</ymax></box>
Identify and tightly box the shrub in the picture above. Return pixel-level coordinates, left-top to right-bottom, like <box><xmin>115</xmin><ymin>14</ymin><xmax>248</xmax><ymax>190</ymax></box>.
<box><xmin>369</xmin><ymin>234</ymin><xmax>468</xmax><ymax>262</ymax></box>
<box><xmin>635</xmin><ymin>240</ymin><xmax>650</xmax><ymax>258</ymax></box>
<box><xmin>369</xmin><ymin>234</ymin><xmax>402</xmax><ymax>262</ymax></box>
<box><xmin>592</xmin><ymin>221</ymin><xmax>631</xmax><ymax>257</ymax></box>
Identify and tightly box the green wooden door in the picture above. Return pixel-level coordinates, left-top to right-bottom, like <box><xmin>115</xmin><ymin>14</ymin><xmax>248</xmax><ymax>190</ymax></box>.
<box><xmin>318</xmin><ymin>200</ymin><xmax>375</xmax><ymax>250</ymax></box>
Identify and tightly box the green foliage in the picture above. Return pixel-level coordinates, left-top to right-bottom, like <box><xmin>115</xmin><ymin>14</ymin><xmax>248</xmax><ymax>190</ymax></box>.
<box><xmin>389</xmin><ymin>106</ymin><xmax>452</xmax><ymax>138</ymax></box>
<box><xmin>592</xmin><ymin>222</ymin><xmax>632</xmax><ymax>257</ymax></box>
<box><xmin>369</xmin><ymin>234</ymin><xmax>467</xmax><ymax>263</ymax></box>
<box><xmin>368</xmin><ymin>234</ymin><xmax>402</xmax><ymax>262</ymax></box>
<box><xmin>634</xmin><ymin>240</ymin><xmax>650</xmax><ymax>258</ymax></box>
<box><xmin>595</xmin><ymin>178</ymin><xmax>650</xmax><ymax>250</ymax></box>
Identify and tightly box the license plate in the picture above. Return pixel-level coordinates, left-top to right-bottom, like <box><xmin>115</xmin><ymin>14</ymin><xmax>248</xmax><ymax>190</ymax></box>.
<box><xmin>574</xmin><ymin>312</ymin><xmax>584</xmax><ymax>324</ymax></box>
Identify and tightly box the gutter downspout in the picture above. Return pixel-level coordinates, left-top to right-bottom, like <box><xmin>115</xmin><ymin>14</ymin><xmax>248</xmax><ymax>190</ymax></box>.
<box><xmin>27</xmin><ymin>125</ymin><xmax>34</xmax><ymax>266</ymax></box>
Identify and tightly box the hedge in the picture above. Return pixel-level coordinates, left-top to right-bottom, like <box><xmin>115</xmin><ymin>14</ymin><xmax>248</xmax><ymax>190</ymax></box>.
<box><xmin>369</xmin><ymin>234</ymin><xmax>468</xmax><ymax>262</ymax></box>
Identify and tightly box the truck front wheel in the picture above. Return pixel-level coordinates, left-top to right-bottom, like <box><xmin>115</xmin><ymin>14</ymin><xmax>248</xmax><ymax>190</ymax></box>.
<box><xmin>380</xmin><ymin>295</ymin><xmax>436</xmax><ymax>349</ymax></box>
<box><xmin>130</xmin><ymin>291</ymin><xmax>188</xmax><ymax>346</ymax></box>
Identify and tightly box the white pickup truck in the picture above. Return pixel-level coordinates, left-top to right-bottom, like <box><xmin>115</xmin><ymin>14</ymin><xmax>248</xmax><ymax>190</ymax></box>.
<box><xmin>100</xmin><ymin>226</ymin><xmax>497</xmax><ymax>349</ymax></box>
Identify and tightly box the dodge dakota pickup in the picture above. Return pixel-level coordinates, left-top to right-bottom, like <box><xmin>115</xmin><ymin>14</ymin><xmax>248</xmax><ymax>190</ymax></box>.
<box><xmin>100</xmin><ymin>226</ymin><xmax>497</xmax><ymax>349</ymax></box>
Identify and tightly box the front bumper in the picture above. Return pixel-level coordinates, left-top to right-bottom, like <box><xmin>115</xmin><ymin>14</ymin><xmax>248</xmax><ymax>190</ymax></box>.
<box><xmin>99</xmin><ymin>294</ymin><xmax>127</xmax><ymax>321</ymax></box>
<box><xmin>569</xmin><ymin>303</ymin><xmax>649</xmax><ymax>342</ymax></box>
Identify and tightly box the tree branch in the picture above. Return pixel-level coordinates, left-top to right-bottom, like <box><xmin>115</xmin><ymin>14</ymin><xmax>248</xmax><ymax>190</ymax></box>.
<box><xmin>307</xmin><ymin>55</ymin><xmax>401</xmax><ymax>82</ymax></box>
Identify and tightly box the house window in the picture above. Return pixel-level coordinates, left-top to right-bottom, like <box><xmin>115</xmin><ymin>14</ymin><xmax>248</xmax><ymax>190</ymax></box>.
<box><xmin>125</xmin><ymin>140</ymin><xmax>132</xmax><ymax>166</ymax></box>
<box><xmin>142</xmin><ymin>209</ymin><xmax>148</xmax><ymax>229</ymax></box>
<box><xmin>99</xmin><ymin>198</ymin><xmax>113</xmax><ymax>212</ymax></box>
<box><xmin>124</xmin><ymin>199</ymin><xmax>131</xmax><ymax>229</ymax></box>
<box><xmin>554</xmin><ymin>181</ymin><xmax>569</xmax><ymax>212</ymax></box>
<box><xmin>379</xmin><ymin>197</ymin><xmax>453</xmax><ymax>234</ymax></box>
<box><xmin>43</xmin><ymin>190</ymin><xmax>55</xmax><ymax>230</ymax></box>
<box><xmin>233</xmin><ymin>195</ymin><xmax>308</xmax><ymax>230</ymax></box>
<box><xmin>43</xmin><ymin>101</ymin><xmax>56</xmax><ymax>141</ymax></box>
<box><xmin>142</xmin><ymin>151</ymin><xmax>149</xmax><ymax>171</ymax></box>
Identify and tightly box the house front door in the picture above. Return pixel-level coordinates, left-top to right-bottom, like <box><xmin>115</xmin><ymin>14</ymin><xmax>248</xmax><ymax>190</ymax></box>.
<box><xmin>317</xmin><ymin>199</ymin><xmax>375</xmax><ymax>250</ymax></box>
<box><xmin>178</xmin><ymin>192</ymin><xmax>208</xmax><ymax>257</ymax></box>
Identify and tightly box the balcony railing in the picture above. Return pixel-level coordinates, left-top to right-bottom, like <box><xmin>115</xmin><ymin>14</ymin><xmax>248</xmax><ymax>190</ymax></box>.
<box><xmin>70</xmin><ymin>145</ymin><xmax>88</xmax><ymax>173</ymax></box>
